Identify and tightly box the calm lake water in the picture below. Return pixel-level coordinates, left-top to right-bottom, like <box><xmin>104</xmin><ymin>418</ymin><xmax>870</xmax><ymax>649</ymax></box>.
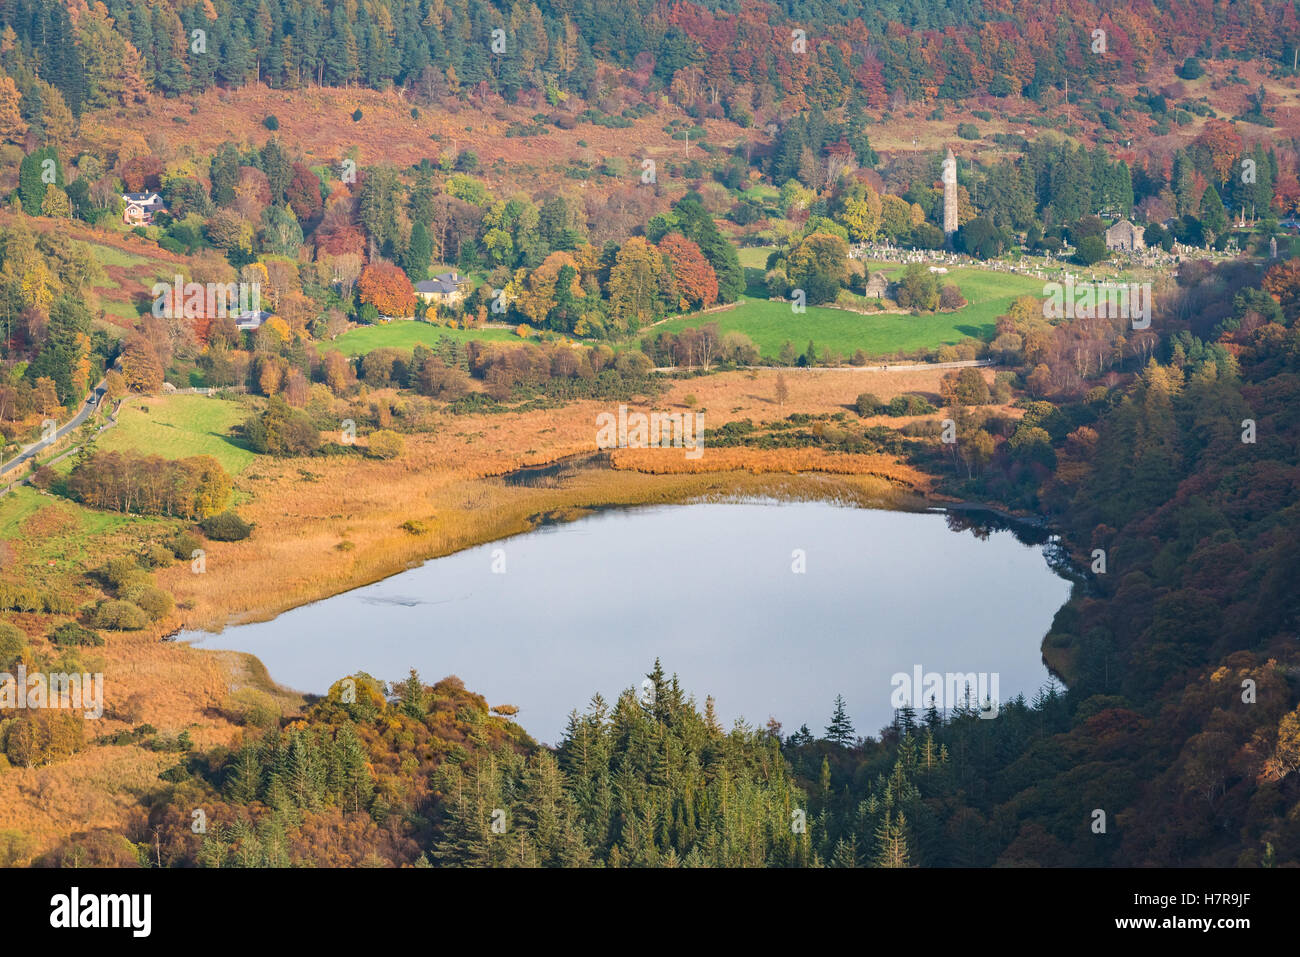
<box><xmin>183</xmin><ymin>500</ymin><xmax>1073</xmax><ymax>745</ymax></box>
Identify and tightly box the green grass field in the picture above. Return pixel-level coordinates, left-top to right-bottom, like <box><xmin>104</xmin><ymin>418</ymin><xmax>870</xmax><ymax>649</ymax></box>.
<box><xmin>0</xmin><ymin>485</ymin><xmax>169</xmax><ymax>571</ymax></box>
<box><xmin>0</xmin><ymin>486</ymin><xmax>49</xmax><ymax>537</ymax></box>
<box><xmin>646</xmin><ymin>263</ymin><xmax>1045</xmax><ymax>360</ymax></box>
<box><xmin>89</xmin><ymin>243</ymin><xmax>153</xmax><ymax>269</ymax></box>
<box><xmin>321</xmin><ymin>322</ymin><xmax>520</xmax><ymax>356</ymax></box>
<box><xmin>737</xmin><ymin>246</ymin><xmax>774</xmax><ymax>268</ymax></box>
<box><xmin>95</xmin><ymin>395</ymin><xmax>255</xmax><ymax>475</ymax></box>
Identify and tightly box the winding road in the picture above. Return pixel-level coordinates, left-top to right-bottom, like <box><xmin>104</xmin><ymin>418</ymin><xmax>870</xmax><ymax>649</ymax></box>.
<box><xmin>0</xmin><ymin>377</ymin><xmax>108</xmax><ymax>479</ymax></box>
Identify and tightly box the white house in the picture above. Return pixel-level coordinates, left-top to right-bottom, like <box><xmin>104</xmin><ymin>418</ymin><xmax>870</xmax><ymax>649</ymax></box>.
<box><xmin>414</xmin><ymin>271</ymin><xmax>469</xmax><ymax>307</ymax></box>
<box><xmin>122</xmin><ymin>192</ymin><xmax>166</xmax><ymax>226</ymax></box>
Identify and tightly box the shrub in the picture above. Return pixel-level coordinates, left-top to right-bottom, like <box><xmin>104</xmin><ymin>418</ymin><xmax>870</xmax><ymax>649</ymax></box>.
<box><xmin>263</xmin><ymin>115</ymin><xmax>279</xmax><ymax>130</ymax></box>
<box><xmin>48</xmin><ymin>622</ymin><xmax>104</xmax><ymax>648</ymax></box>
<box><xmin>942</xmin><ymin>367</ymin><xmax>991</xmax><ymax>406</ymax></box>
<box><xmin>201</xmin><ymin>511</ymin><xmax>253</xmax><ymax>541</ymax></box>
<box><xmin>855</xmin><ymin>392</ymin><xmax>882</xmax><ymax>416</ymax></box>
<box><xmin>351</xmin><ymin>108</ymin><xmax>363</xmax><ymax>122</ymax></box>
<box><xmin>894</xmin><ymin>264</ymin><xmax>940</xmax><ymax>311</ymax></box>
<box><xmin>120</xmin><ymin>584</ymin><xmax>174</xmax><ymax>622</ymax></box>
<box><xmin>939</xmin><ymin>284</ymin><xmax>967</xmax><ymax>310</ymax></box>
<box><xmin>225</xmin><ymin>688</ymin><xmax>281</xmax><ymax>728</ymax></box>
<box><xmin>41</xmin><ymin>592</ymin><xmax>75</xmax><ymax>615</ymax></box>
<box><xmin>168</xmin><ymin>531</ymin><xmax>203</xmax><ymax>561</ymax></box>
<box><xmin>614</xmin><ymin>351</ymin><xmax>654</xmax><ymax>378</ymax></box>
<box><xmin>368</xmin><ymin>430</ymin><xmax>406</xmax><ymax>460</ymax></box>
<box><xmin>0</xmin><ymin>829</ymin><xmax>33</xmax><ymax>866</ymax></box>
<box><xmin>1</xmin><ymin>588</ymin><xmax>41</xmax><ymax>613</ymax></box>
<box><xmin>139</xmin><ymin>544</ymin><xmax>175</xmax><ymax>569</ymax></box>
<box><xmin>100</xmin><ymin>557</ymin><xmax>147</xmax><ymax>590</ymax></box>
<box><xmin>1074</xmin><ymin>235</ymin><xmax>1109</xmax><ymax>265</ymax></box>
<box><xmin>956</xmin><ymin>122</ymin><xmax>980</xmax><ymax>140</ymax></box>
<box><xmin>886</xmin><ymin>393</ymin><xmax>937</xmax><ymax>416</ymax></box>
<box><xmin>93</xmin><ymin>600</ymin><xmax>148</xmax><ymax>631</ymax></box>
<box><xmin>243</xmin><ymin>397</ymin><xmax>321</xmax><ymax>456</ymax></box>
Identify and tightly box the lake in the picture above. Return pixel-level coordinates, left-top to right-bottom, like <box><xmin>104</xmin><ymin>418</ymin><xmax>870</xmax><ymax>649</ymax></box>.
<box><xmin>182</xmin><ymin>500</ymin><xmax>1074</xmax><ymax>744</ymax></box>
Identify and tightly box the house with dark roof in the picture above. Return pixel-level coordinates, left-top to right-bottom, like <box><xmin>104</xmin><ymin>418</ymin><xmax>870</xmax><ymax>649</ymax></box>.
<box><xmin>122</xmin><ymin>192</ymin><xmax>166</xmax><ymax>226</ymax></box>
<box><xmin>414</xmin><ymin>271</ymin><xmax>468</xmax><ymax>307</ymax></box>
<box><xmin>235</xmin><ymin>310</ymin><xmax>274</xmax><ymax>331</ymax></box>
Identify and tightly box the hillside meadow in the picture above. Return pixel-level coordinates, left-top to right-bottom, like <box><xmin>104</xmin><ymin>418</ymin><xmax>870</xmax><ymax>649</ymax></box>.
<box><xmin>647</xmin><ymin>264</ymin><xmax>1044</xmax><ymax>359</ymax></box>
<box><xmin>320</xmin><ymin>321</ymin><xmax>520</xmax><ymax>356</ymax></box>
<box><xmin>0</xmin><ymin>211</ymin><xmax>181</xmax><ymax>334</ymax></box>
<box><xmin>92</xmin><ymin>396</ymin><xmax>257</xmax><ymax>476</ymax></box>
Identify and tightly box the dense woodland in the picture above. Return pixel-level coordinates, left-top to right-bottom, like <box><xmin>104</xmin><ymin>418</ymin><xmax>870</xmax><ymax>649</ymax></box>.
<box><xmin>1</xmin><ymin>0</ymin><xmax>1299</xmax><ymax>113</ymax></box>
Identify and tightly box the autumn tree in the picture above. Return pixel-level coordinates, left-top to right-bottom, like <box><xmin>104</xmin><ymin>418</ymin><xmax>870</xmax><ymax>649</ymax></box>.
<box><xmin>1262</xmin><ymin>257</ymin><xmax>1300</xmax><ymax>320</ymax></box>
<box><xmin>0</xmin><ymin>71</ymin><xmax>26</xmax><ymax>144</ymax></box>
<box><xmin>40</xmin><ymin>184</ymin><xmax>71</xmax><ymax>218</ymax></box>
<box><xmin>607</xmin><ymin>237</ymin><xmax>669</xmax><ymax>333</ymax></box>
<box><xmin>941</xmin><ymin>367</ymin><xmax>991</xmax><ymax>406</ymax></box>
<box><xmin>119</xmin><ymin>335</ymin><xmax>164</xmax><ymax>393</ymax></box>
<box><xmin>1192</xmin><ymin>119</ymin><xmax>1243</xmax><ymax>186</ymax></box>
<box><xmin>510</xmin><ymin>251</ymin><xmax>581</xmax><ymax>328</ymax></box>
<box><xmin>836</xmin><ymin>180</ymin><xmax>883</xmax><ymax>242</ymax></box>
<box><xmin>658</xmin><ymin>233</ymin><xmax>718</xmax><ymax>310</ymax></box>
<box><xmin>322</xmin><ymin>349</ymin><xmax>357</xmax><ymax>394</ymax></box>
<box><xmin>120</xmin><ymin>155</ymin><xmax>163</xmax><ymax>193</ymax></box>
<box><xmin>357</xmin><ymin>261</ymin><xmax>415</xmax><ymax>318</ymax></box>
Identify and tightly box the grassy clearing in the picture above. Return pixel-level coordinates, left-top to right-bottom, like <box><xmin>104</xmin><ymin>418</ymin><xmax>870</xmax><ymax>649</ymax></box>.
<box><xmin>0</xmin><ymin>485</ymin><xmax>169</xmax><ymax>572</ymax></box>
<box><xmin>94</xmin><ymin>394</ymin><xmax>255</xmax><ymax>474</ymax></box>
<box><xmin>321</xmin><ymin>322</ymin><xmax>519</xmax><ymax>356</ymax></box>
<box><xmin>89</xmin><ymin>243</ymin><xmax>152</xmax><ymax>269</ymax></box>
<box><xmin>649</xmin><ymin>263</ymin><xmax>1044</xmax><ymax>359</ymax></box>
<box><xmin>737</xmin><ymin>245</ymin><xmax>774</xmax><ymax>268</ymax></box>
<box><xmin>98</xmin><ymin>301</ymin><xmax>140</xmax><ymax>324</ymax></box>
<box><xmin>0</xmin><ymin>486</ymin><xmax>47</xmax><ymax>537</ymax></box>
<box><xmin>646</xmin><ymin>297</ymin><xmax>981</xmax><ymax>358</ymax></box>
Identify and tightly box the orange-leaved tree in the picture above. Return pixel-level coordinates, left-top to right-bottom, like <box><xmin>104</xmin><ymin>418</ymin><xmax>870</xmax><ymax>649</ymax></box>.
<box><xmin>658</xmin><ymin>233</ymin><xmax>718</xmax><ymax>311</ymax></box>
<box><xmin>358</xmin><ymin>261</ymin><xmax>415</xmax><ymax>317</ymax></box>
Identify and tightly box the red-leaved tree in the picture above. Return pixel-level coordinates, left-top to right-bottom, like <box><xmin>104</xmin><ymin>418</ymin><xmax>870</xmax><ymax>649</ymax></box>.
<box><xmin>658</xmin><ymin>233</ymin><xmax>718</xmax><ymax>310</ymax></box>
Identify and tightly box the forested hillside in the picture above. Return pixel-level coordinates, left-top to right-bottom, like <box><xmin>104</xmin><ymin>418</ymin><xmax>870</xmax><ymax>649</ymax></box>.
<box><xmin>1</xmin><ymin>0</ymin><xmax>1298</xmax><ymax>118</ymax></box>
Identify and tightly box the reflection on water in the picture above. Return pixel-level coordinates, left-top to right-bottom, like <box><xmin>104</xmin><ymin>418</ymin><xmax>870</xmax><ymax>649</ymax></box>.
<box><xmin>183</xmin><ymin>500</ymin><xmax>1074</xmax><ymax>745</ymax></box>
